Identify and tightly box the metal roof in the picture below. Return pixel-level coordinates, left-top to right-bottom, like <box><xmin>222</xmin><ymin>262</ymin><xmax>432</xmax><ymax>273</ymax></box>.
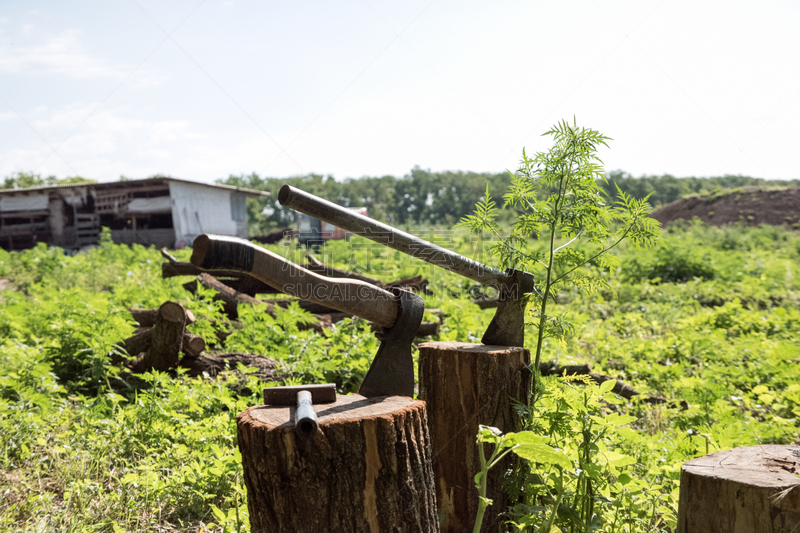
<box><xmin>0</xmin><ymin>176</ymin><xmax>270</xmax><ymax>197</ymax></box>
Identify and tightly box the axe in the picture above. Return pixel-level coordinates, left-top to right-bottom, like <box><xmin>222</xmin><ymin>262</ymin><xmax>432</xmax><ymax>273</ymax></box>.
<box><xmin>278</xmin><ymin>185</ymin><xmax>536</xmax><ymax>348</ymax></box>
<box><xmin>190</xmin><ymin>234</ymin><xmax>423</xmax><ymax>398</ymax></box>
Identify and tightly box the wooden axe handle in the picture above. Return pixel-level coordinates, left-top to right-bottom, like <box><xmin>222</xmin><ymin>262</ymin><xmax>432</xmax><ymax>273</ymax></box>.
<box><xmin>191</xmin><ymin>234</ymin><xmax>399</xmax><ymax>328</ymax></box>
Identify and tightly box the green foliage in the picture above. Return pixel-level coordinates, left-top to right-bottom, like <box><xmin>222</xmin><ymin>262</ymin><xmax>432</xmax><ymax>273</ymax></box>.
<box><xmin>2</xmin><ymin>171</ymin><xmax>95</xmax><ymax>190</ymax></box>
<box><xmin>0</xmin><ymin>219</ymin><xmax>798</xmax><ymax>531</ymax></box>
<box><xmin>601</xmin><ymin>170</ymin><xmax>800</xmax><ymax>207</ymax></box>
<box><xmin>216</xmin><ymin>166</ymin><xmax>788</xmax><ymax>235</ymax></box>
<box><xmin>476</xmin><ymin>377</ymin><xmax>675</xmax><ymax>532</ymax></box>
<box><xmin>459</xmin><ymin>119</ymin><xmax>662</xmax><ymax>372</ymax></box>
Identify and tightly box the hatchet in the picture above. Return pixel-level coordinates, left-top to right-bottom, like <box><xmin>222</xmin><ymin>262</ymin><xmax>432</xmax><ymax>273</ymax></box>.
<box><xmin>190</xmin><ymin>234</ymin><xmax>423</xmax><ymax>398</ymax></box>
<box><xmin>278</xmin><ymin>185</ymin><xmax>536</xmax><ymax>348</ymax></box>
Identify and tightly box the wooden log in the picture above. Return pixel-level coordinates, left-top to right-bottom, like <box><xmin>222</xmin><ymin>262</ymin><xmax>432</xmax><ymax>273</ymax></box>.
<box><xmin>238</xmin><ymin>394</ymin><xmax>440</xmax><ymax>533</ymax></box>
<box><xmin>472</xmin><ymin>298</ymin><xmax>499</xmax><ymax>310</ymax></box>
<box><xmin>416</xmin><ymin>321</ymin><xmax>441</xmax><ymax>337</ymax></box>
<box><xmin>182</xmin><ymin>332</ymin><xmax>206</xmax><ymax>356</ymax></box>
<box><xmin>305</xmin><ymin>253</ymin><xmax>432</xmax><ymax>294</ymax></box>
<box><xmin>160</xmin><ymin>247</ymin><xmax>279</xmax><ymax>295</ymax></box>
<box><xmin>418</xmin><ymin>341</ymin><xmax>530</xmax><ymax>533</ymax></box>
<box><xmin>194</xmin><ymin>273</ymin><xmax>330</xmax><ymax>332</ymax></box>
<box><xmin>179</xmin><ymin>352</ymin><xmax>281</xmax><ymax>381</ymax></box>
<box><xmin>132</xmin><ymin>301</ymin><xmax>188</xmax><ymax>372</ymax></box>
<box><xmin>677</xmin><ymin>445</ymin><xmax>800</xmax><ymax>533</ymax></box>
<box><xmin>539</xmin><ymin>361</ymin><xmax>668</xmax><ymax>405</ymax></box>
<box><xmin>385</xmin><ymin>275</ymin><xmax>432</xmax><ymax>295</ymax></box>
<box><xmin>128</xmin><ymin>306</ymin><xmax>195</xmax><ymax>328</ymax></box>
<box><xmin>122</xmin><ymin>328</ymin><xmax>152</xmax><ymax>358</ymax></box>
<box><xmin>304</xmin><ymin>252</ymin><xmax>383</xmax><ymax>285</ymax></box>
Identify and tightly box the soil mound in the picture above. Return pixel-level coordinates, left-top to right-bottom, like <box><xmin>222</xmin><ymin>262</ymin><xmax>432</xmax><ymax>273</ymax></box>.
<box><xmin>651</xmin><ymin>186</ymin><xmax>800</xmax><ymax>228</ymax></box>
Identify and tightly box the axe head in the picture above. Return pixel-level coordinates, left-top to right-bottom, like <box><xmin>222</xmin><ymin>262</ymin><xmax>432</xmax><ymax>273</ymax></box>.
<box><xmin>481</xmin><ymin>269</ymin><xmax>535</xmax><ymax>348</ymax></box>
<box><xmin>358</xmin><ymin>287</ymin><xmax>424</xmax><ymax>398</ymax></box>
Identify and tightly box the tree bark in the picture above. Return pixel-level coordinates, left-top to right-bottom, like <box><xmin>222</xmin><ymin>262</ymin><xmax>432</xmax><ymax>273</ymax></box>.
<box><xmin>179</xmin><ymin>352</ymin><xmax>281</xmax><ymax>381</ymax></box>
<box><xmin>418</xmin><ymin>342</ymin><xmax>530</xmax><ymax>533</ymax></box>
<box><xmin>182</xmin><ymin>332</ymin><xmax>206</xmax><ymax>356</ymax></box>
<box><xmin>132</xmin><ymin>301</ymin><xmax>188</xmax><ymax>372</ymax></box>
<box><xmin>677</xmin><ymin>445</ymin><xmax>800</xmax><ymax>533</ymax></box>
<box><xmin>122</xmin><ymin>328</ymin><xmax>152</xmax><ymax>358</ymax></box>
<box><xmin>238</xmin><ymin>394</ymin><xmax>440</xmax><ymax>533</ymax></box>
<box><xmin>129</xmin><ymin>306</ymin><xmax>195</xmax><ymax>328</ymax></box>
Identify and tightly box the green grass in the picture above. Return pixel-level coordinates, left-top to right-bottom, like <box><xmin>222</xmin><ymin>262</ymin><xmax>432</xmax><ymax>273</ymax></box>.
<box><xmin>0</xmin><ymin>223</ymin><xmax>798</xmax><ymax>531</ymax></box>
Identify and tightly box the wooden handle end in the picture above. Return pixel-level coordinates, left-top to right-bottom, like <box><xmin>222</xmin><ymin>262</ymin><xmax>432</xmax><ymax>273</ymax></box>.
<box><xmin>191</xmin><ymin>234</ymin><xmax>255</xmax><ymax>272</ymax></box>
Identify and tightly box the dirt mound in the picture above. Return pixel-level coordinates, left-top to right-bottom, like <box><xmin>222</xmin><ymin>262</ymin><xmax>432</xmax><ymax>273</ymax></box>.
<box><xmin>651</xmin><ymin>186</ymin><xmax>800</xmax><ymax>228</ymax></box>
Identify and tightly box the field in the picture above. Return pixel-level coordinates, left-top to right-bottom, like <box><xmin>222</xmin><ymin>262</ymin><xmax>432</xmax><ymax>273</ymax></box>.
<box><xmin>1</xmin><ymin>221</ymin><xmax>799</xmax><ymax>532</ymax></box>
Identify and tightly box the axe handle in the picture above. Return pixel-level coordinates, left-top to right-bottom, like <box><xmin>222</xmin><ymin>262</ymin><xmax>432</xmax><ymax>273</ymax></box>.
<box><xmin>191</xmin><ymin>234</ymin><xmax>399</xmax><ymax>328</ymax></box>
<box><xmin>279</xmin><ymin>184</ymin><xmax>514</xmax><ymax>290</ymax></box>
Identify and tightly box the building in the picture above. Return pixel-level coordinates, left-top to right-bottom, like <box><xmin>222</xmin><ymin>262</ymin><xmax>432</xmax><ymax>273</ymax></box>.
<box><xmin>296</xmin><ymin>207</ymin><xmax>368</xmax><ymax>245</ymax></box>
<box><xmin>0</xmin><ymin>177</ymin><xmax>268</xmax><ymax>250</ymax></box>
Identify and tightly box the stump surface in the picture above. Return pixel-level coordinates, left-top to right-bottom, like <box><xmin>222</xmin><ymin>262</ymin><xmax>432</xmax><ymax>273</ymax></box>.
<box><xmin>238</xmin><ymin>394</ymin><xmax>439</xmax><ymax>533</ymax></box>
<box><xmin>678</xmin><ymin>444</ymin><xmax>800</xmax><ymax>533</ymax></box>
<box><xmin>418</xmin><ymin>341</ymin><xmax>530</xmax><ymax>533</ymax></box>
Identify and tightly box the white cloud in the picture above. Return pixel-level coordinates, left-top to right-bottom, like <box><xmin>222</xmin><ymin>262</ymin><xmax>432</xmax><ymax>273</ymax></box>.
<box><xmin>0</xmin><ymin>30</ymin><xmax>129</xmax><ymax>78</ymax></box>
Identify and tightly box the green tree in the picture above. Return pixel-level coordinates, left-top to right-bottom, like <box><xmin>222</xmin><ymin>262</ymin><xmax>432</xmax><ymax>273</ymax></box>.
<box><xmin>2</xmin><ymin>171</ymin><xmax>95</xmax><ymax>189</ymax></box>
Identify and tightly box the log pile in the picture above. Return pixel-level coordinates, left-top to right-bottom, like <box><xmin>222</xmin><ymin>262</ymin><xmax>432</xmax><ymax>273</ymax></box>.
<box><xmin>121</xmin><ymin>300</ymin><xmax>281</xmax><ymax>380</ymax></box>
<box><xmin>160</xmin><ymin>248</ymin><xmax>442</xmax><ymax>338</ymax></box>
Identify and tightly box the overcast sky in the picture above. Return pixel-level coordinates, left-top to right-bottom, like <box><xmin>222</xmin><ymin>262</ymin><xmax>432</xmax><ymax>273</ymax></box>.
<box><xmin>1</xmin><ymin>1</ymin><xmax>798</xmax><ymax>184</ymax></box>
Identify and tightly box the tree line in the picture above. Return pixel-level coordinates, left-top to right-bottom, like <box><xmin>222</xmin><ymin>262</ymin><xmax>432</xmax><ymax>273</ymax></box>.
<box><xmin>219</xmin><ymin>168</ymin><xmax>799</xmax><ymax>235</ymax></box>
<box><xmin>1</xmin><ymin>171</ymin><xmax>95</xmax><ymax>190</ymax></box>
<box><xmin>4</xmin><ymin>169</ymin><xmax>796</xmax><ymax>236</ymax></box>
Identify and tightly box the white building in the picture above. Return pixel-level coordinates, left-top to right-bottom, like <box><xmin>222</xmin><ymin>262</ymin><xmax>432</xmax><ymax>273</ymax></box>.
<box><xmin>0</xmin><ymin>177</ymin><xmax>268</xmax><ymax>250</ymax></box>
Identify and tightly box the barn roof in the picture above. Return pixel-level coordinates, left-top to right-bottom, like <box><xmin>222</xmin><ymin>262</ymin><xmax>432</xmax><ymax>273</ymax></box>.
<box><xmin>0</xmin><ymin>177</ymin><xmax>269</xmax><ymax>197</ymax></box>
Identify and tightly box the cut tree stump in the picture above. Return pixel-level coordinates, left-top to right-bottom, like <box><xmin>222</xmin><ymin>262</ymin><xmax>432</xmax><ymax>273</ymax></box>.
<box><xmin>237</xmin><ymin>394</ymin><xmax>440</xmax><ymax>533</ymax></box>
<box><xmin>418</xmin><ymin>341</ymin><xmax>530</xmax><ymax>533</ymax></box>
<box><xmin>677</xmin><ymin>445</ymin><xmax>800</xmax><ymax>533</ymax></box>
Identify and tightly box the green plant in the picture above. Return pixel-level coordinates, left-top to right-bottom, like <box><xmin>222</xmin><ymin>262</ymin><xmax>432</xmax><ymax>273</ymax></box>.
<box><xmin>460</xmin><ymin>119</ymin><xmax>662</xmax><ymax>375</ymax></box>
<box><xmin>460</xmin><ymin>120</ymin><xmax>662</xmax><ymax>531</ymax></box>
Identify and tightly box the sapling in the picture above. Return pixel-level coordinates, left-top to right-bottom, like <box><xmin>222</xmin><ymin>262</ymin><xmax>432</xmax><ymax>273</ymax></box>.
<box><xmin>459</xmin><ymin>119</ymin><xmax>662</xmax><ymax>530</ymax></box>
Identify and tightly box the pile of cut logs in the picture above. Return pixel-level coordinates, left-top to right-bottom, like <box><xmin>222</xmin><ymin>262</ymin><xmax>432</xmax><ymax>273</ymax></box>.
<box><xmin>117</xmin><ymin>250</ymin><xmax>445</xmax><ymax>376</ymax></box>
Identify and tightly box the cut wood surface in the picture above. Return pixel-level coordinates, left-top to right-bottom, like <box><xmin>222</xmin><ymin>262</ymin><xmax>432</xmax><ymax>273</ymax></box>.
<box><xmin>182</xmin><ymin>332</ymin><xmax>206</xmax><ymax>357</ymax></box>
<box><xmin>129</xmin><ymin>306</ymin><xmax>195</xmax><ymax>328</ymax></box>
<box><xmin>238</xmin><ymin>394</ymin><xmax>439</xmax><ymax>532</ymax></box>
<box><xmin>418</xmin><ymin>341</ymin><xmax>530</xmax><ymax>533</ymax></box>
<box><xmin>677</xmin><ymin>445</ymin><xmax>800</xmax><ymax>533</ymax></box>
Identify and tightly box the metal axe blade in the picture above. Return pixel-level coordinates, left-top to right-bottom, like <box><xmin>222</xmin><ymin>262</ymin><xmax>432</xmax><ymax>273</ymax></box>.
<box><xmin>358</xmin><ymin>287</ymin><xmax>423</xmax><ymax>398</ymax></box>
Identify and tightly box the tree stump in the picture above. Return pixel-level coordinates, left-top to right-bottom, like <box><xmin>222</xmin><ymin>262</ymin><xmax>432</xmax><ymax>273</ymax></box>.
<box><xmin>418</xmin><ymin>342</ymin><xmax>530</xmax><ymax>533</ymax></box>
<box><xmin>237</xmin><ymin>394</ymin><xmax>440</xmax><ymax>533</ymax></box>
<box><xmin>677</xmin><ymin>445</ymin><xmax>800</xmax><ymax>533</ymax></box>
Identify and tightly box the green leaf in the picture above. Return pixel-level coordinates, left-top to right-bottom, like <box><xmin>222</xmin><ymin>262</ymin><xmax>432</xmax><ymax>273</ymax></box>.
<box><xmin>513</xmin><ymin>443</ymin><xmax>572</xmax><ymax>470</ymax></box>
<box><xmin>604</xmin><ymin>451</ymin><xmax>636</xmax><ymax>467</ymax></box>
<box><xmin>599</xmin><ymin>379</ymin><xmax>616</xmax><ymax>394</ymax></box>
<box><xmin>211</xmin><ymin>504</ymin><xmax>227</xmax><ymax>523</ymax></box>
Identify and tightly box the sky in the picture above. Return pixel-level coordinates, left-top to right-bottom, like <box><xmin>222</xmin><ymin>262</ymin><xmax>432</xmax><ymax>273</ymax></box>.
<box><xmin>1</xmin><ymin>1</ymin><xmax>798</xmax><ymax>184</ymax></box>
